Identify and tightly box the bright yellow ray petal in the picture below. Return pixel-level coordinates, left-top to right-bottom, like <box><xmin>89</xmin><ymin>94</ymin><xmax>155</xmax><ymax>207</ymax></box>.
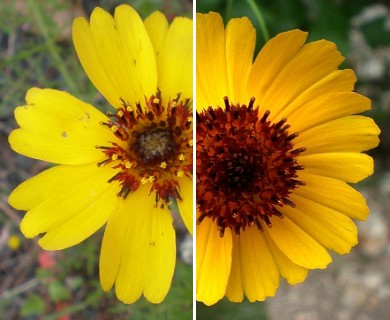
<box><xmin>9</xmin><ymin>88</ymin><xmax>110</xmax><ymax>165</ymax></box>
<box><xmin>100</xmin><ymin>194</ymin><xmax>129</xmax><ymax>292</ymax></box>
<box><xmin>260</xmin><ymin>39</ymin><xmax>344</xmax><ymax>116</ymax></box>
<box><xmin>72</xmin><ymin>17</ymin><xmax>121</xmax><ymax>108</ymax></box>
<box><xmin>283</xmin><ymin>193</ymin><xmax>358</xmax><ymax>254</ymax></box>
<box><xmin>176</xmin><ymin>177</ymin><xmax>193</xmax><ymax>235</ymax></box>
<box><xmin>247</xmin><ymin>29</ymin><xmax>308</xmax><ymax>102</ymax></box>
<box><xmin>158</xmin><ymin>16</ymin><xmax>193</xmax><ymax>101</ymax></box>
<box><xmin>74</xmin><ymin>5</ymin><xmax>156</xmax><ymax>108</ymax></box>
<box><xmin>264</xmin><ymin>231</ymin><xmax>308</xmax><ymax>285</ymax></box>
<box><xmin>225</xmin><ymin>17</ymin><xmax>255</xmax><ymax>103</ymax></box>
<box><xmin>238</xmin><ymin>227</ymin><xmax>280</xmax><ymax>301</ymax></box>
<box><xmin>143</xmin><ymin>206</ymin><xmax>176</xmax><ymax>303</ymax></box>
<box><xmin>275</xmin><ymin>69</ymin><xmax>357</xmax><ymax>120</ymax></box>
<box><xmin>285</xmin><ymin>92</ymin><xmax>371</xmax><ymax>133</ymax></box>
<box><xmin>197</xmin><ymin>216</ymin><xmax>232</xmax><ymax>306</ymax></box>
<box><xmin>265</xmin><ymin>216</ymin><xmax>332</xmax><ymax>269</ymax></box>
<box><xmin>196</xmin><ymin>13</ymin><xmax>228</xmax><ymax>110</ymax></box>
<box><xmin>295</xmin><ymin>171</ymin><xmax>369</xmax><ymax>220</ymax></box>
<box><xmin>299</xmin><ymin>152</ymin><xmax>374</xmax><ymax>183</ymax></box>
<box><xmin>112</xmin><ymin>185</ymin><xmax>175</xmax><ymax>304</ymax></box>
<box><xmin>295</xmin><ymin>115</ymin><xmax>380</xmax><ymax>154</ymax></box>
<box><xmin>113</xmin><ymin>5</ymin><xmax>156</xmax><ymax>103</ymax></box>
<box><xmin>17</xmin><ymin>164</ymin><xmax>117</xmax><ymax>240</ymax></box>
<box><xmin>8</xmin><ymin>164</ymin><xmax>91</xmax><ymax>211</ymax></box>
<box><xmin>225</xmin><ymin>237</ymin><xmax>243</xmax><ymax>302</ymax></box>
<box><xmin>144</xmin><ymin>11</ymin><xmax>169</xmax><ymax>59</ymax></box>
<box><xmin>38</xmin><ymin>178</ymin><xmax>119</xmax><ymax>250</ymax></box>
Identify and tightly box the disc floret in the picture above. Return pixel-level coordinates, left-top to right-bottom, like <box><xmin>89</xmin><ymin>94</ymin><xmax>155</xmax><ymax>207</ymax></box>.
<box><xmin>98</xmin><ymin>91</ymin><xmax>192</xmax><ymax>207</ymax></box>
<box><xmin>196</xmin><ymin>97</ymin><xmax>305</xmax><ymax>236</ymax></box>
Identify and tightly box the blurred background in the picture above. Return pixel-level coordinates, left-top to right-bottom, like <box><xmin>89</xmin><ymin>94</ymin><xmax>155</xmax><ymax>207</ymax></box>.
<box><xmin>197</xmin><ymin>0</ymin><xmax>390</xmax><ymax>320</ymax></box>
<box><xmin>0</xmin><ymin>0</ymin><xmax>192</xmax><ymax>319</ymax></box>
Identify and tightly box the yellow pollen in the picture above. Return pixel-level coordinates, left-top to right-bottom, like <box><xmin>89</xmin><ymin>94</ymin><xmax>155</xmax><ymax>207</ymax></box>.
<box><xmin>160</xmin><ymin>161</ymin><xmax>168</xmax><ymax>169</ymax></box>
<box><xmin>176</xmin><ymin>170</ymin><xmax>184</xmax><ymax>177</ymax></box>
<box><xmin>141</xmin><ymin>177</ymin><xmax>149</xmax><ymax>185</ymax></box>
<box><xmin>117</xmin><ymin>110</ymin><xmax>124</xmax><ymax>117</ymax></box>
<box><xmin>153</xmin><ymin>98</ymin><xmax>160</xmax><ymax>104</ymax></box>
<box><xmin>111</xmin><ymin>154</ymin><xmax>118</xmax><ymax>160</ymax></box>
<box><xmin>178</xmin><ymin>154</ymin><xmax>185</xmax><ymax>161</ymax></box>
<box><xmin>111</xmin><ymin>125</ymin><xmax>118</xmax><ymax>132</ymax></box>
<box><xmin>148</xmin><ymin>176</ymin><xmax>155</xmax><ymax>183</ymax></box>
<box><xmin>125</xmin><ymin>161</ymin><xmax>132</xmax><ymax>169</ymax></box>
<box><xmin>187</xmin><ymin>116</ymin><xmax>193</xmax><ymax>122</ymax></box>
<box><xmin>188</xmin><ymin>139</ymin><xmax>193</xmax><ymax>147</ymax></box>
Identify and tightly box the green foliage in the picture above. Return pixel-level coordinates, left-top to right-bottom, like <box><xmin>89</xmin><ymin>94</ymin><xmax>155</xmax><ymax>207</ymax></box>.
<box><xmin>197</xmin><ymin>0</ymin><xmax>377</xmax><ymax>56</ymax></box>
<box><xmin>20</xmin><ymin>294</ymin><xmax>45</xmax><ymax>317</ymax></box>
<box><xmin>197</xmin><ymin>298</ymin><xmax>267</xmax><ymax>320</ymax></box>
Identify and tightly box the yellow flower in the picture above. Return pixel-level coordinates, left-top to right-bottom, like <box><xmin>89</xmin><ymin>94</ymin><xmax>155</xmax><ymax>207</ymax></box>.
<box><xmin>8</xmin><ymin>5</ymin><xmax>193</xmax><ymax>304</ymax></box>
<box><xmin>7</xmin><ymin>234</ymin><xmax>21</xmax><ymax>250</ymax></box>
<box><xmin>196</xmin><ymin>12</ymin><xmax>380</xmax><ymax>305</ymax></box>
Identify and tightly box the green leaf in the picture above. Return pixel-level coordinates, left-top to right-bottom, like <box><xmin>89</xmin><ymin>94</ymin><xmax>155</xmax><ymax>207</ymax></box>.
<box><xmin>48</xmin><ymin>281</ymin><xmax>71</xmax><ymax>302</ymax></box>
<box><xmin>20</xmin><ymin>294</ymin><xmax>45</xmax><ymax>316</ymax></box>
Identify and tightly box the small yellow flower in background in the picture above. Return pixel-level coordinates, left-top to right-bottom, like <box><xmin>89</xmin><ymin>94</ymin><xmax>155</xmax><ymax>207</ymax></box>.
<box><xmin>196</xmin><ymin>12</ymin><xmax>380</xmax><ymax>305</ymax></box>
<box><xmin>8</xmin><ymin>5</ymin><xmax>192</xmax><ymax>304</ymax></box>
<box><xmin>7</xmin><ymin>234</ymin><xmax>21</xmax><ymax>251</ymax></box>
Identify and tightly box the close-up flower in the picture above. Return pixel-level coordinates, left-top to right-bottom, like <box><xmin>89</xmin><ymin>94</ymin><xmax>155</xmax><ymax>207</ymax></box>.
<box><xmin>8</xmin><ymin>4</ymin><xmax>192</xmax><ymax>304</ymax></box>
<box><xmin>196</xmin><ymin>12</ymin><xmax>380</xmax><ymax>306</ymax></box>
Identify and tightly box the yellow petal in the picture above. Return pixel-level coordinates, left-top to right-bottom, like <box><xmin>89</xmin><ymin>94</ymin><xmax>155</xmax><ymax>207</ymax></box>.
<box><xmin>144</xmin><ymin>11</ymin><xmax>169</xmax><ymax>59</ymax></box>
<box><xmin>265</xmin><ymin>216</ymin><xmax>332</xmax><ymax>269</ymax></box>
<box><xmin>299</xmin><ymin>152</ymin><xmax>374</xmax><ymax>183</ymax></box>
<box><xmin>177</xmin><ymin>177</ymin><xmax>193</xmax><ymax>235</ymax></box>
<box><xmin>9</xmin><ymin>88</ymin><xmax>109</xmax><ymax>165</ymax></box>
<box><xmin>260</xmin><ymin>39</ymin><xmax>344</xmax><ymax>116</ymax></box>
<box><xmin>38</xmin><ymin>177</ymin><xmax>119</xmax><ymax>250</ymax></box>
<box><xmin>295</xmin><ymin>115</ymin><xmax>380</xmax><ymax>154</ymax></box>
<box><xmin>225</xmin><ymin>17</ymin><xmax>255</xmax><ymax>103</ymax></box>
<box><xmin>238</xmin><ymin>227</ymin><xmax>280</xmax><ymax>302</ymax></box>
<box><xmin>247</xmin><ymin>29</ymin><xmax>308</xmax><ymax>103</ymax></box>
<box><xmin>276</xmin><ymin>69</ymin><xmax>357</xmax><ymax>120</ymax></box>
<box><xmin>144</xmin><ymin>207</ymin><xmax>176</xmax><ymax>303</ymax></box>
<box><xmin>196</xmin><ymin>217</ymin><xmax>232</xmax><ymax>305</ymax></box>
<box><xmin>17</xmin><ymin>164</ymin><xmax>117</xmax><ymax>242</ymax></box>
<box><xmin>264</xmin><ymin>231</ymin><xmax>308</xmax><ymax>285</ymax></box>
<box><xmin>225</xmin><ymin>237</ymin><xmax>243</xmax><ymax>302</ymax></box>
<box><xmin>72</xmin><ymin>17</ymin><xmax>121</xmax><ymax>108</ymax></box>
<box><xmin>113</xmin><ymin>5</ymin><xmax>157</xmax><ymax>103</ymax></box>
<box><xmin>158</xmin><ymin>16</ymin><xmax>193</xmax><ymax>101</ymax></box>
<box><xmin>286</xmin><ymin>92</ymin><xmax>371</xmax><ymax>133</ymax></box>
<box><xmin>295</xmin><ymin>171</ymin><xmax>369</xmax><ymax>220</ymax></box>
<box><xmin>196</xmin><ymin>13</ymin><xmax>228</xmax><ymax>110</ymax></box>
<box><xmin>73</xmin><ymin>5</ymin><xmax>157</xmax><ymax>108</ymax></box>
<box><xmin>8</xmin><ymin>164</ymin><xmax>91</xmax><ymax>211</ymax></box>
<box><xmin>101</xmin><ymin>185</ymin><xmax>175</xmax><ymax>304</ymax></box>
<box><xmin>283</xmin><ymin>194</ymin><xmax>358</xmax><ymax>254</ymax></box>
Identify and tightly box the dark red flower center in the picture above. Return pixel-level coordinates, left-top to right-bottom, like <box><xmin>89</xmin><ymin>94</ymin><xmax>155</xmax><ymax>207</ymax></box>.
<box><xmin>97</xmin><ymin>91</ymin><xmax>193</xmax><ymax>207</ymax></box>
<box><xmin>196</xmin><ymin>97</ymin><xmax>305</xmax><ymax>237</ymax></box>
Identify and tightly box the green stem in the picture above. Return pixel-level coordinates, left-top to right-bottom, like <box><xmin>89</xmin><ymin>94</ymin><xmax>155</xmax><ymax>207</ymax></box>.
<box><xmin>225</xmin><ymin>0</ymin><xmax>233</xmax><ymax>22</ymax></box>
<box><xmin>245</xmin><ymin>0</ymin><xmax>269</xmax><ymax>43</ymax></box>
<box><xmin>26</xmin><ymin>0</ymin><xmax>79</xmax><ymax>94</ymax></box>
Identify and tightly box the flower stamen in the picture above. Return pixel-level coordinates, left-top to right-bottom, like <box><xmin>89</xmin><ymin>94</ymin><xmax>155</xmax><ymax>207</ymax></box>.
<box><xmin>97</xmin><ymin>91</ymin><xmax>193</xmax><ymax>207</ymax></box>
<box><xmin>196</xmin><ymin>97</ymin><xmax>305</xmax><ymax>237</ymax></box>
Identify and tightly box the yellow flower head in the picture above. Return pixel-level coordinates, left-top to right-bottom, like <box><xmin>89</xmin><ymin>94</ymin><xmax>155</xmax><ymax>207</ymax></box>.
<box><xmin>196</xmin><ymin>12</ymin><xmax>380</xmax><ymax>305</ymax></box>
<box><xmin>8</xmin><ymin>5</ymin><xmax>192</xmax><ymax>304</ymax></box>
<box><xmin>7</xmin><ymin>234</ymin><xmax>22</xmax><ymax>251</ymax></box>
